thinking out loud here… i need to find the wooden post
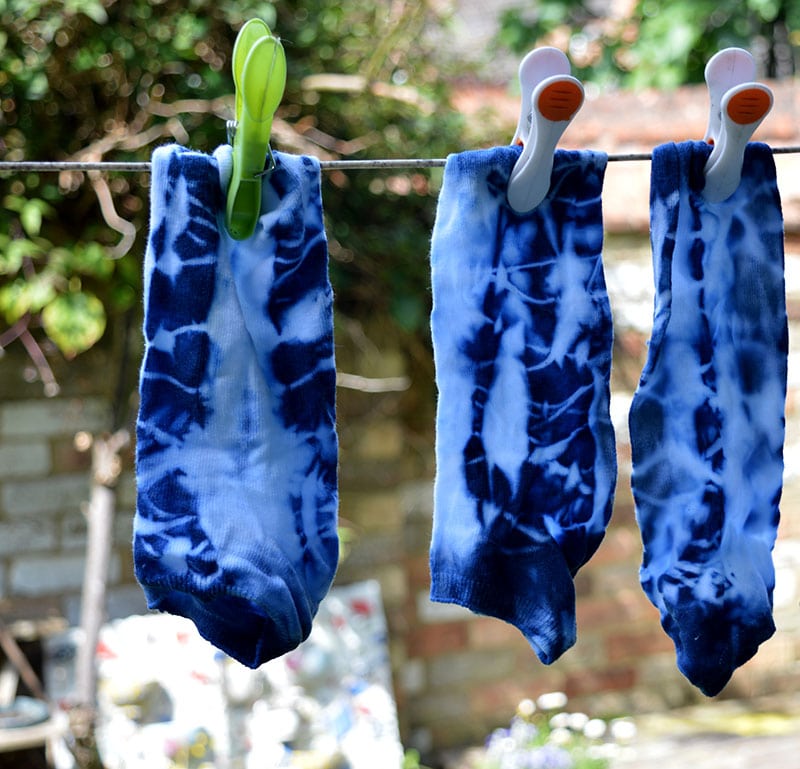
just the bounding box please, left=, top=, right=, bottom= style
left=65, top=429, right=130, bottom=769
left=73, top=429, right=129, bottom=707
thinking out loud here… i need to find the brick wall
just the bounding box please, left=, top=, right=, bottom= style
left=332, top=233, right=800, bottom=754
left=0, top=351, right=143, bottom=625
left=3, top=206, right=800, bottom=759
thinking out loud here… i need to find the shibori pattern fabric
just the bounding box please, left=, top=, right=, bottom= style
left=630, top=141, right=787, bottom=696
left=429, top=146, right=616, bottom=665
left=134, top=144, right=339, bottom=669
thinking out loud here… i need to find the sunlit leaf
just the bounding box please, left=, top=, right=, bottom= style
left=6, top=238, right=45, bottom=263
left=20, top=200, right=43, bottom=236
left=49, top=241, right=113, bottom=278
left=0, top=275, right=57, bottom=321
left=41, top=291, right=107, bottom=357
left=0, top=234, right=27, bottom=274
left=3, top=196, right=56, bottom=236
left=65, top=0, right=109, bottom=24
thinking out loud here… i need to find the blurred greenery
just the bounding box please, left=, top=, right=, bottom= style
left=7, top=0, right=794, bottom=393
left=497, top=0, right=798, bottom=89
left=0, top=0, right=466, bottom=388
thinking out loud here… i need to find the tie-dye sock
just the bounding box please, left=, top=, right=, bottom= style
left=429, top=146, right=616, bottom=664
left=630, top=141, right=787, bottom=696
left=134, top=144, right=338, bottom=668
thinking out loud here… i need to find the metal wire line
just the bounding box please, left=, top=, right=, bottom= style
left=0, top=146, right=799, bottom=174
left=1, top=146, right=799, bottom=174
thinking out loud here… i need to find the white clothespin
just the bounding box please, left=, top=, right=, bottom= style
left=511, top=47, right=572, bottom=146
left=508, top=49, right=584, bottom=214
left=703, top=47, right=756, bottom=144
left=702, top=47, right=773, bottom=203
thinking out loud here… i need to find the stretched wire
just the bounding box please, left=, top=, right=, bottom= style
left=1, top=146, right=799, bottom=174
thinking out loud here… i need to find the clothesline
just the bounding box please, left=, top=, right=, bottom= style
left=2, top=145, right=800, bottom=173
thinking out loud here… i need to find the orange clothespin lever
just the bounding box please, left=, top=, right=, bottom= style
left=225, top=19, right=287, bottom=240
left=703, top=47, right=773, bottom=203
left=507, top=48, right=584, bottom=214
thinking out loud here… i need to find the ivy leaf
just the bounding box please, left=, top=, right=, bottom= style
left=3, top=238, right=46, bottom=270
left=20, top=200, right=43, bottom=236
left=72, top=241, right=114, bottom=279
left=0, top=275, right=57, bottom=321
left=41, top=291, right=107, bottom=357
left=3, top=196, right=56, bottom=237
left=64, top=0, right=109, bottom=24
left=0, top=236, right=26, bottom=275
left=49, top=241, right=113, bottom=279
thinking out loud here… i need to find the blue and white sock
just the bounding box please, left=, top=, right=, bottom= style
left=429, top=146, right=616, bottom=664
left=134, top=144, right=339, bottom=668
left=630, top=141, right=787, bottom=695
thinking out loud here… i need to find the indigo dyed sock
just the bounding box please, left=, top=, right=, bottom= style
left=429, top=146, right=616, bottom=664
left=134, top=144, right=339, bottom=668
left=630, top=141, right=787, bottom=696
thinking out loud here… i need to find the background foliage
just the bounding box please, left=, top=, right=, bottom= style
left=497, top=0, right=798, bottom=89
left=2, top=0, right=796, bottom=395
left=0, top=0, right=464, bottom=395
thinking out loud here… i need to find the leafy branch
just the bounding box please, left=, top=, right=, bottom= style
left=2, top=0, right=468, bottom=395
left=496, top=0, right=798, bottom=89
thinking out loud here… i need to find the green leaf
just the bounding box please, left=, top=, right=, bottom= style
left=3, top=197, right=55, bottom=236
left=6, top=238, right=45, bottom=263
left=3, top=194, right=26, bottom=213
left=391, top=292, right=426, bottom=333
left=65, top=0, right=109, bottom=24
left=25, top=71, right=50, bottom=100
left=50, top=241, right=114, bottom=279
left=41, top=291, right=107, bottom=357
left=0, top=236, right=25, bottom=275
left=0, top=275, right=57, bottom=321
left=20, top=200, right=43, bottom=236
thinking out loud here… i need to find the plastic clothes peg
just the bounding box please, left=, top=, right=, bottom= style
left=703, top=82, right=773, bottom=203
left=701, top=47, right=772, bottom=203
left=703, top=47, right=756, bottom=144
left=225, top=20, right=287, bottom=240
left=512, top=47, right=572, bottom=146
left=231, top=18, right=272, bottom=130
left=507, top=73, right=584, bottom=214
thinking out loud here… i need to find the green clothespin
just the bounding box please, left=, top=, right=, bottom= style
left=225, top=19, right=287, bottom=240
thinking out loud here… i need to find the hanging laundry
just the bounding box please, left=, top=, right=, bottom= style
left=629, top=141, right=787, bottom=696
left=428, top=146, right=616, bottom=664
left=134, top=143, right=339, bottom=669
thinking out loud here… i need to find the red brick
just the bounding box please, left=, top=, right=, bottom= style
left=49, top=437, right=91, bottom=474
left=576, top=590, right=658, bottom=631
left=406, top=554, right=431, bottom=589
left=575, top=597, right=618, bottom=628
left=565, top=666, right=637, bottom=697
left=407, top=622, right=469, bottom=658
left=609, top=500, right=638, bottom=526
left=574, top=570, right=594, bottom=597
left=468, top=616, right=530, bottom=651
left=469, top=674, right=564, bottom=719
left=605, top=630, right=674, bottom=663
left=589, top=527, right=641, bottom=566
left=468, top=679, right=520, bottom=716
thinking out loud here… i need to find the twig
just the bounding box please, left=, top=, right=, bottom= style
left=0, top=618, right=49, bottom=703
left=87, top=171, right=137, bottom=258
left=19, top=326, right=60, bottom=397
left=336, top=371, right=411, bottom=392
left=0, top=315, right=30, bottom=349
